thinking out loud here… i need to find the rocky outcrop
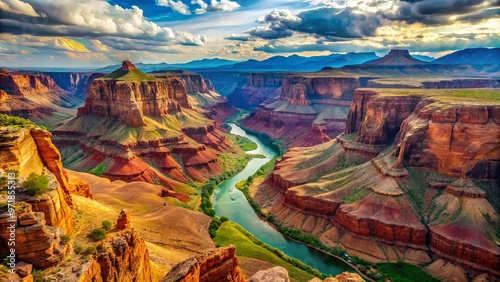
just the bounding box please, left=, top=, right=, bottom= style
left=0, top=72, right=62, bottom=97
left=161, top=245, right=245, bottom=282
left=78, top=76, right=191, bottom=127
left=394, top=100, right=500, bottom=179
left=117, top=209, right=130, bottom=229
left=241, top=75, right=356, bottom=148
left=78, top=229, right=155, bottom=282
left=249, top=266, right=290, bottom=282
left=0, top=203, right=69, bottom=268
left=308, top=272, right=365, bottom=282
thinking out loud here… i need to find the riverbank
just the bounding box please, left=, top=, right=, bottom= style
left=212, top=123, right=356, bottom=277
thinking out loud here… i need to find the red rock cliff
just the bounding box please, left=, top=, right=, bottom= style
left=0, top=72, right=62, bottom=97
left=161, top=245, right=245, bottom=282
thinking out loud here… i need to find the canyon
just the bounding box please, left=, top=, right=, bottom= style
left=52, top=62, right=236, bottom=193
left=249, top=87, right=500, bottom=280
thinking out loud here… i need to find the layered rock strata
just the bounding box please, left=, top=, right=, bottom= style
left=252, top=88, right=500, bottom=276
left=241, top=75, right=357, bottom=148
left=229, top=73, right=285, bottom=109
left=161, top=245, right=245, bottom=282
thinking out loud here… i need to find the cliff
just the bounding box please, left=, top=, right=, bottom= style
left=364, top=50, right=426, bottom=65
left=78, top=229, right=155, bottom=282
left=229, top=73, right=285, bottom=109
left=161, top=245, right=245, bottom=282
left=0, top=71, right=62, bottom=97
left=251, top=88, right=500, bottom=277
left=241, top=75, right=356, bottom=148
left=55, top=62, right=231, bottom=186
left=45, top=72, right=105, bottom=98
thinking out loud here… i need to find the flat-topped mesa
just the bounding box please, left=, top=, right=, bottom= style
left=365, top=49, right=426, bottom=65
left=0, top=71, right=62, bottom=97
left=77, top=61, right=191, bottom=127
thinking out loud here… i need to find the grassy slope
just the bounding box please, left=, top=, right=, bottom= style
left=366, top=88, right=500, bottom=104
left=99, top=68, right=156, bottom=82
left=214, top=222, right=316, bottom=282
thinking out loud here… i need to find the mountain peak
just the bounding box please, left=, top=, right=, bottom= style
left=122, top=60, right=137, bottom=71
left=387, top=49, right=411, bottom=57
left=364, top=49, right=425, bottom=65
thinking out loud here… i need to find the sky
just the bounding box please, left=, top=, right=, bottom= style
left=0, top=0, right=499, bottom=68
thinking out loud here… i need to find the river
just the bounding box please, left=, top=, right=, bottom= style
left=212, top=123, right=354, bottom=276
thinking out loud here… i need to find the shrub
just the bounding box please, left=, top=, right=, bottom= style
left=22, top=173, right=49, bottom=196
left=102, top=220, right=112, bottom=230
left=91, top=228, right=107, bottom=241
left=74, top=241, right=83, bottom=254
left=220, top=216, right=229, bottom=223
left=32, top=269, right=44, bottom=282
left=84, top=246, right=97, bottom=255
left=61, top=234, right=71, bottom=244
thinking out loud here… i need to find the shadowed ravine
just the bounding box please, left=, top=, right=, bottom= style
left=212, top=123, right=354, bottom=276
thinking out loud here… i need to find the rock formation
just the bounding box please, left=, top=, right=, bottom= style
left=364, top=50, right=426, bottom=65
left=45, top=72, right=105, bottom=99
left=0, top=71, right=62, bottom=97
left=54, top=62, right=232, bottom=185
left=117, top=209, right=131, bottom=229
left=241, top=75, right=357, bottom=148
left=251, top=88, right=500, bottom=277
left=229, top=73, right=285, bottom=109
left=161, top=245, right=245, bottom=282
left=78, top=229, right=155, bottom=282
left=249, top=266, right=290, bottom=282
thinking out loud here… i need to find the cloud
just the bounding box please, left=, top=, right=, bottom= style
left=247, top=8, right=382, bottom=40
left=225, top=33, right=253, bottom=41
left=0, top=0, right=206, bottom=47
left=386, top=0, right=499, bottom=25
left=156, top=0, right=191, bottom=15
left=191, top=0, right=240, bottom=15
left=0, top=0, right=38, bottom=16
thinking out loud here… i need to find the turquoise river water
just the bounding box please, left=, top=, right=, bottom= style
left=212, top=123, right=354, bottom=276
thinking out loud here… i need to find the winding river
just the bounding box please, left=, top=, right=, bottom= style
left=213, top=123, right=354, bottom=276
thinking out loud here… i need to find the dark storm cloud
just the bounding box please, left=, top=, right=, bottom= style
left=389, top=0, right=499, bottom=25
left=246, top=7, right=382, bottom=41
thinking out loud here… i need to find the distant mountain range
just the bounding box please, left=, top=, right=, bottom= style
left=432, top=48, right=500, bottom=65
left=2, top=48, right=497, bottom=73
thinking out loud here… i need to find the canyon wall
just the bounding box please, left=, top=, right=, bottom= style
left=161, top=245, right=245, bottom=282
left=45, top=72, right=105, bottom=98
left=229, top=73, right=285, bottom=109
left=252, top=88, right=500, bottom=277
left=0, top=72, right=62, bottom=97
left=241, top=75, right=357, bottom=148
left=78, top=77, right=191, bottom=127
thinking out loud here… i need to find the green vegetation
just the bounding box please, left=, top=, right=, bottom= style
left=89, top=163, right=107, bottom=177
left=342, top=186, right=367, bottom=204
left=232, top=135, right=258, bottom=151
left=200, top=155, right=252, bottom=217
left=100, top=68, right=156, bottom=82
left=102, top=220, right=112, bottom=231
left=84, top=245, right=97, bottom=256
left=368, top=88, right=500, bottom=103
left=248, top=153, right=266, bottom=159
left=22, top=173, right=50, bottom=196
left=214, top=221, right=319, bottom=281
left=208, top=216, right=223, bottom=238
left=0, top=113, right=46, bottom=130
left=32, top=269, right=44, bottom=282
left=61, top=234, right=71, bottom=244
left=90, top=228, right=107, bottom=241
left=376, top=261, right=439, bottom=282
left=74, top=241, right=84, bottom=254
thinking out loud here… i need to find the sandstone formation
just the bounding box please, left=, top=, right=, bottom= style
left=249, top=266, right=290, bottom=282
left=241, top=75, right=356, bottom=148
left=78, top=229, right=155, bottom=282
left=0, top=203, right=69, bottom=268
left=251, top=88, right=500, bottom=277
left=161, top=245, right=245, bottom=282
left=54, top=62, right=232, bottom=185
left=308, top=272, right=364, bottom=282
left=117, top=209, right=131, bottom=229
left=0, top=71, right=62, bottom=97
